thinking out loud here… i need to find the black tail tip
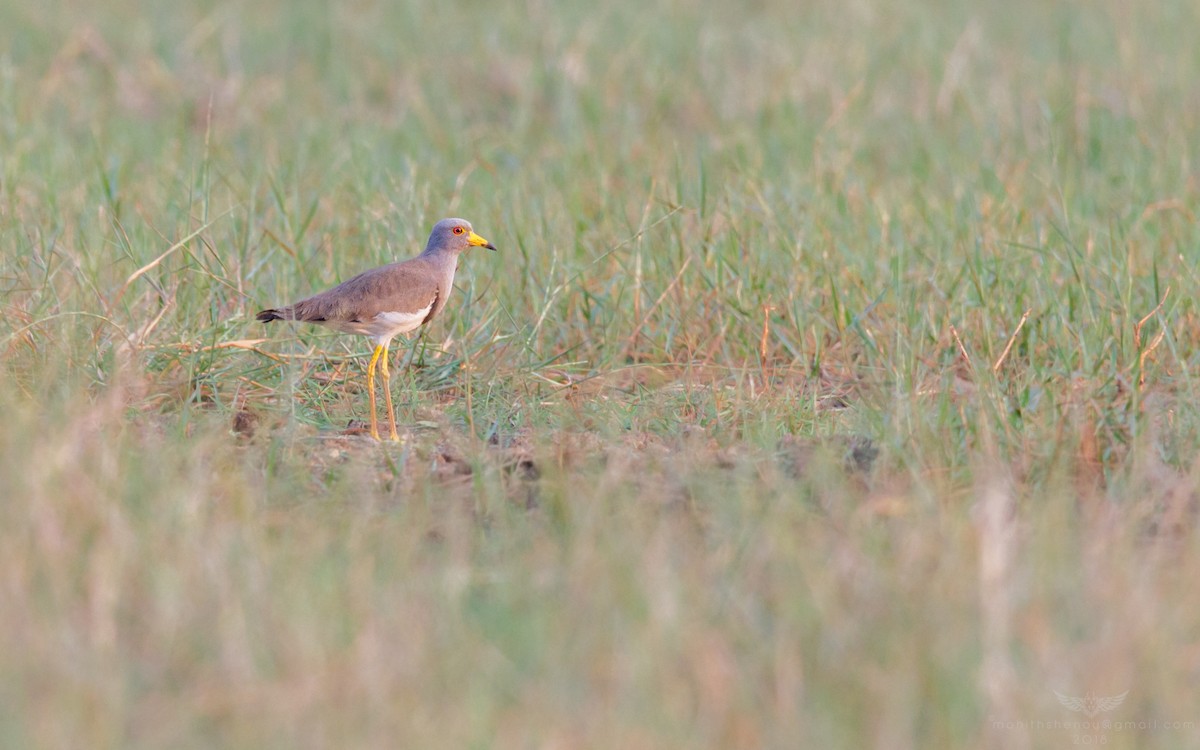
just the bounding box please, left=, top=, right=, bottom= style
left=256, top=309, right=282, bottom=323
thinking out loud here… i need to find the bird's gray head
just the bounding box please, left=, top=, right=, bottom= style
left=424, top=217, right=497, bottom=255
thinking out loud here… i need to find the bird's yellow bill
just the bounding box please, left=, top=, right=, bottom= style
left=467, top=231, right=497, bottom=251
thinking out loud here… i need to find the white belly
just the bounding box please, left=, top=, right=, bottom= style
left=329, top=303, right=433, bottom=345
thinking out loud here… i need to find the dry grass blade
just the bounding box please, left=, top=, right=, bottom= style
left=112, top=209, right=234, bottom=307
left=1133, top=287, right=1170, bottom=350
left=949, top=322, right=976, bottom=375
left=1134, top=287, right=1170, bottom=388
left=760, top=302, right=775, bottom=362
left=623, top=255, right=693, bottom=355
left=991, top=308, right=1030, bottom=373
left=976, top=472, right=1027, bottom=750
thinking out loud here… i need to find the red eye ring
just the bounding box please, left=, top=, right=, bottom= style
left=453, top=226, right=465, bottom=235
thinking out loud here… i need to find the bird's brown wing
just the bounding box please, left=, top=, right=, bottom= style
left=281, top=257, right=442, bottom=325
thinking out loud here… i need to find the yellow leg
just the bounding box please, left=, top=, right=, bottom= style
left=365, top=344, right=385, bottom=440
left=379, top=344, right=400, bottom=441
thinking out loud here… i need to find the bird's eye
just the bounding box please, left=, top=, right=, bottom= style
left=452, top=226, right=465, bottom=235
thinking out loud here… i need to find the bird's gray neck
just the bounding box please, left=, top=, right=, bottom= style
left=420, top=245, right=458, bottom=265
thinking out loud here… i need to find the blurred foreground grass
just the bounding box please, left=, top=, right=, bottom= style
left=3, top=0, right=1200, bottom=747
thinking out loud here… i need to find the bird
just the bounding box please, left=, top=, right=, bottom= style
left=257, top=217, right=496, bottom=441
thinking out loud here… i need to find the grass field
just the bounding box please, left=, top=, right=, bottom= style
left=3, top=0, right=1200, bottom=747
